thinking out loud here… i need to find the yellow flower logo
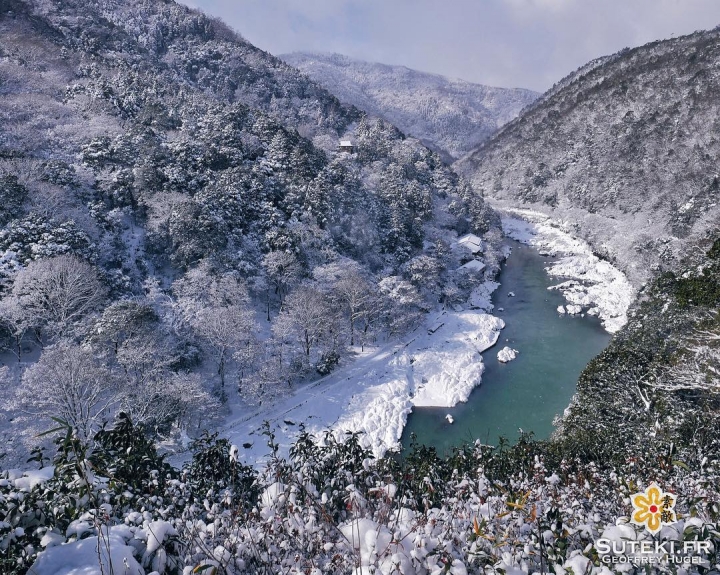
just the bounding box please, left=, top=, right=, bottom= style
left=630, top=483, right=677, bottom=534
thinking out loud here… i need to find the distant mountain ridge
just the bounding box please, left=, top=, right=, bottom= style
left=282, top=52, right=539, bottom=161
left=456, top=29, right=720, bottom=286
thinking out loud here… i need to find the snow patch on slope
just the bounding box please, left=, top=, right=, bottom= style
left=501, top=210, right=635, bottom=333
left=29, top=527, right=144, bottom=575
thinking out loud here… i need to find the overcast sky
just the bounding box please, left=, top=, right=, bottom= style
left=183, top=0, right=720, bottom=92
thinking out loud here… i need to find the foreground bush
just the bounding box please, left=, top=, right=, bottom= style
left=1, top=417, right=719, bottom=574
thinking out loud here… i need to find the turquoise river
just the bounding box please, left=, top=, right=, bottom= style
left=401, top=239, right=611, bottom=453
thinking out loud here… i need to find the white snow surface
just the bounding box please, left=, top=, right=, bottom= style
left=6, top=466, right=54, bottom=491
left=501, top=211, right=635, bottom=333
left=221, top=310, right=503, bottom=463
left=468, top=280, right=499, bottom=311
left=143, top=520, right=177, bottom=554
left=497, top=346, right=518, bottom=363
left=29, top=526, right=144, bottom=575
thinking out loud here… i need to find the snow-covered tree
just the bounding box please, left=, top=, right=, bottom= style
left=273, top=284, right=341, bottom=368
left=0, top=174, right=28, bottom=225
left=193, top=305, right=257, bottom=391
left=173, top=268, right=258, bottom=391
left=15, top=342, right=118, bottom=440
left=9, top=255, right=106, bottom=339
left=378, top=276, right=426, bottom=336
left=0, top=296, right=34, bottom=361
left=90, top=299, right=159, bottom=356
left=402, top=254, right=444, bottom=293
left=313, top=260, right=379, bottom=348
left=262, top=250, right=303, bottom=312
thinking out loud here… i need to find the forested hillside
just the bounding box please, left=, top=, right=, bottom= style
left=0, top=0, right=499, bottom=459
left=457, top=28, right=720, bottom=286
left=456, top=28, right=720, bottom=489
left=283, top=52, right=538, bottom=161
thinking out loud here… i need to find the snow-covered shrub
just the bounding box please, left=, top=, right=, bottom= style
left=4, top=411, right=720, bottom=575
left=315, top=350, right=340, bottom=375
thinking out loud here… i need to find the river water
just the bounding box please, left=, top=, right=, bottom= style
left=400, top=240, right=611, bottom=453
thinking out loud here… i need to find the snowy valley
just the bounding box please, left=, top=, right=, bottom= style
left=1, top=1, right=720, bottom=574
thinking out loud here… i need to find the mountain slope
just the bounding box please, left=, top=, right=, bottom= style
left=456, top=28, right=720, bottom=467
left=0, top=0, right=502, bottom=463
left=282, top=52, right=538, bottom=161
left=457, top=29, right=720, bottom=286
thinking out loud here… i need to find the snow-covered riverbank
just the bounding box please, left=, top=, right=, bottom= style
left=222, top=310, right=504, bottom=464
left=219, top=211, right=634, bottom=465
left=501, top=210, right=635, bottom=333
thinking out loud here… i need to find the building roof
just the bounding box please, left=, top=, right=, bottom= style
left=460, top=259, right=486, bottom=272
left=339, top=140, right=353, bottom=147
left=457, top=233, right=483, bottom=254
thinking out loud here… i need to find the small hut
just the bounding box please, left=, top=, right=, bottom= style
left=460, top=259, right=486, bottom=273
left=338, top=140, right=354, bottom=153
left=457, top=233, right=483, bottom=255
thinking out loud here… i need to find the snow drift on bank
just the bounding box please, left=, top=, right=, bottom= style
left=222, top=310, right=504, bottom=463
left=501, top=211, right=635, bottom=333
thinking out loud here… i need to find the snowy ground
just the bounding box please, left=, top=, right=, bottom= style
left=221, top=309, right=504, bottom=464
left=501, top=210, right=635, bottom=333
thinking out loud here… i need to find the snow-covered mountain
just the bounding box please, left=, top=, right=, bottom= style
left=0, top=0, right=502, bottom=465
left=456, top=28, right=720, bottom=475
left=282, top=52, right=539, bottom=161
left=456, top=29, right=720, bottom=286
left=2, top=3, right=720, bottom=574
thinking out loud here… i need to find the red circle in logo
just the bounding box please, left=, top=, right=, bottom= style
left=649, top=505, right=658, bottom=513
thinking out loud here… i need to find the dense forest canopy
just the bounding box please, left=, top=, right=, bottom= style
left=0, top=0, right=500, bottom=455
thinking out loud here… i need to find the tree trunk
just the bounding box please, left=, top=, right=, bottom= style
left=218, top=350, right=226, bottom=388
left=349, top=314, right=354, bottom=346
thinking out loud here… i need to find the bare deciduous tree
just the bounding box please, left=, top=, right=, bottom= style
left=334, top=270, right=376, bottom=348
left=273, top=285, right=340, bottom=361
left=110, top=333, right=217, bottom=433
left=11, top=254, right=106, bottom=339
left=174, top=269, right=258, bottom=393
left=15, top=342, right=118, bottom=440
left=118, top=369, right=218, bottom=433
left=193, top=305, right=257, bottom=390
left=173, top=264, right=250, bottom=308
